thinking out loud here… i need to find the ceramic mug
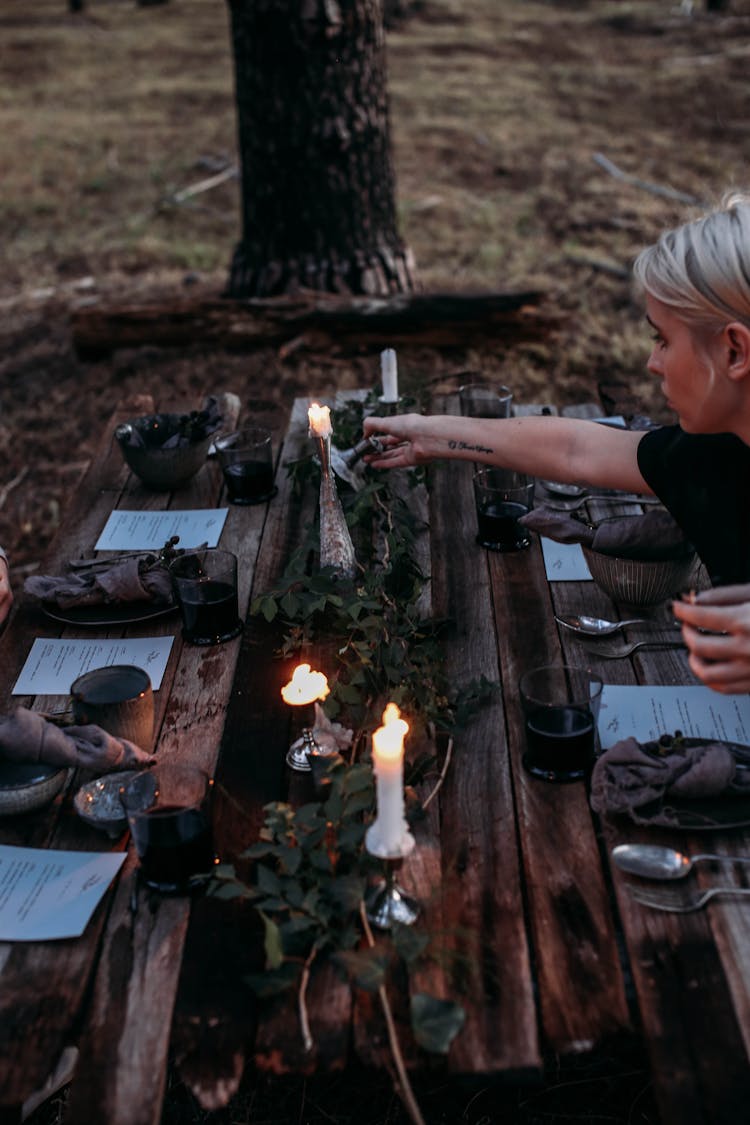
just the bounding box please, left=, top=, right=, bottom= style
left=71, top=664, right=154, bottom=751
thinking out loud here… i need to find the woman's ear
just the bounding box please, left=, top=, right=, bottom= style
left=724, top=322, right=750, bottom=381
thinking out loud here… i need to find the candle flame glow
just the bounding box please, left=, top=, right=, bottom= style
left=372, top=702, right=409, bottom=762
left=281, top=663, right=330, bottom=706
left=308, top=402, right=332, bottom=438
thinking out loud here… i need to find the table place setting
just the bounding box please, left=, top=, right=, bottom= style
left=591, top=684, right=750, bottom=829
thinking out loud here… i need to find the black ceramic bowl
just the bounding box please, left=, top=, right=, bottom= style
left=115, top=413, right=213, bottom=491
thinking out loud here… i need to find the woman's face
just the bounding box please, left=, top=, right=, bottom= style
left=645, top=295, right=731, bottom=434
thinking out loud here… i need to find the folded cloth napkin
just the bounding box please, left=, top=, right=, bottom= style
left=120, top=395, right=224, bottom=450
left=590, top=735, right=750, bottom=826
left=24, top=554, right=173, bottom=610
left=0, top=708, right=155, bottom=772
left=520, top=507, right=691, bottom=561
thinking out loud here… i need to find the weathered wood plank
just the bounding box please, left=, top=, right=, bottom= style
left=428, top=395, right=540, bottom=1075
left=63, top=396, right=253, bottom=1125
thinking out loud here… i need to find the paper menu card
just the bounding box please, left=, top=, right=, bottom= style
left=541, top=538, right=593, bottom=582
left=12, top=637, right=173, bottom=696
left=0, top=845, right=125, bottom=941
left=597, top=685, right=750, bottom=751
left=94, top=509, right=228, bottom=552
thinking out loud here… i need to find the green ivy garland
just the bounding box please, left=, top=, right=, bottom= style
left=212, top=393, right=496, bottom=1111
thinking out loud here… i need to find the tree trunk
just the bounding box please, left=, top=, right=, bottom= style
left=225, top=0, right=417, bottom=298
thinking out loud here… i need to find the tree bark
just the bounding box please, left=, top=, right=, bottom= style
left=225, top=0, right=417, bottom=299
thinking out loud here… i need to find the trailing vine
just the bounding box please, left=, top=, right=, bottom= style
left=212, top=393, right=496, bottom=1122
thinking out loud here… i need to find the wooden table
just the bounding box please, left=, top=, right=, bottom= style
left=2, top=392, right=750, bottom=1125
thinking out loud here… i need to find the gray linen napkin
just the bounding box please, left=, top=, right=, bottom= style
left=0, top=708, right=156, bottom=771
left=24, top=555, right=173, bottom=610
left=520, top=507, right=690, bottom=561
left=590, top=736, right=750, bottom=827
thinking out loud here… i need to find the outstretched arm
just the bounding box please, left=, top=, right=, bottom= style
left=363, top=413, right=650, bottom=494
left=673, top=585, right=750, bottom=694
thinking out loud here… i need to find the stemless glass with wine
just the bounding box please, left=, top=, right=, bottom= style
left=519, top=664, right=603, bottom=782
left=122, top=763, right=215, bottom=893
left=473, top=467, right=534, bottom=552
left=169, top=548, right=243, bottom=645
left=214, top=425, right=277, bottom=505
left=459, top=381, right=513, bottom=418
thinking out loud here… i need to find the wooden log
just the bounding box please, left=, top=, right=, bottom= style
left=70, top=291, right=559, bottom=359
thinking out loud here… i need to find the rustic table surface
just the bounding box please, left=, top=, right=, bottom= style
left=1, top=391, right=750, bottom=1125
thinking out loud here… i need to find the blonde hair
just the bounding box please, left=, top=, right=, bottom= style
left=633, top=192, right=750, bottom=332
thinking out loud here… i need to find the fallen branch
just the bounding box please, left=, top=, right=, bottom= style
left=165, top=165, right=238, bottom=207
left=592, top=152, right=703, bottom=206
left=71, top=290, right=559, bottom=360
left=0, top=467, right=29, bottom=512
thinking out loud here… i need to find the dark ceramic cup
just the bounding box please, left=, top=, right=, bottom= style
left=71, top=664, right=154, bottom=750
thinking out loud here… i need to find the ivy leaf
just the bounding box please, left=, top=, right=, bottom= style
left=337, top=821, right=368, bottom=851
left=323, top=875, right=366, bottom=914
left=410, top=994, right=465, bottom=1054
left=244, top=962, right=299, bottom=997
left=333, top=948, right=389, bottom=992
left=209, top=879, right=259, bottom=901
left=259, top=910, right=285, bottom=970
left=280, top=591, right=301, bottom=618
left=277, top=845, right=302, bottom=876
left=392, top=923, right=430, bottom=965
left=256, top=864, right=282, bottom=895
left=343, top=791, right=374, bottom=818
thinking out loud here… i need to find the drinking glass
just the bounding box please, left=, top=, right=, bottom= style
left=459, top=382, right=513, bottom=418
left=214, top=426, right=276, bottom=505
left=473, top=468, right=534, bottom=551
left=122, top=763, right=215, bottom=893
left=169, top=548, right=242, bottom=645
left=519, top=665, right=603, bottom=782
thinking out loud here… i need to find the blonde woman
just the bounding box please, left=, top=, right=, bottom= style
left=364, top=193, right=750, bottom=687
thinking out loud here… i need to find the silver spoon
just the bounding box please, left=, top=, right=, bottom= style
left=555, top=613, right=677, bottom=637
left=539, top=480, right=590, bottom=498
left=612, top=843, right=750, bottom=881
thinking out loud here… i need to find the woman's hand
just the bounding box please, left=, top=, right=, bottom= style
left=673, top=584, right=750, bottom=693
left=362, top=414, right=432, bottom=469
left=0, top=557, right=13, bottom=628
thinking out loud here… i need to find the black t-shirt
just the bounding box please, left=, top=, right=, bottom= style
left=637, top=425, right=750, bottom=586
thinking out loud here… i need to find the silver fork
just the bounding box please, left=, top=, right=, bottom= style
left=629, top=885, right=750, bottom=913
left=581, top=638, right=686, bottom=659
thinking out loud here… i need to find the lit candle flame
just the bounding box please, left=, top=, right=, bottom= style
left=308, top=402, right=332, bottom=438
left=372, top=702, right=409, bottom=762
left=281, top=663, right=330, bottom=706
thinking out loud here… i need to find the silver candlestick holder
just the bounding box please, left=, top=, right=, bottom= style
left=285, top=702, right=340, bottom=773
left=364, top=830, right=419, bottom=930
left=377, top=397, right=404, bottom=417
left=286, top=716, right=321, bottom=772
left=312, top=431, right=358, bottom=579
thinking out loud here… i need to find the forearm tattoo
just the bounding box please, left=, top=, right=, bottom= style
left=447, top=440, right=494, bottom=453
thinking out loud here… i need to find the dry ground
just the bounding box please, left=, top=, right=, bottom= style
left=4, top=0, right=750, bottom=587
left=5, top=0, right=750, bottom=1121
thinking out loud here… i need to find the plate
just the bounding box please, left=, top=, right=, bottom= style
left=42, top=601, right=178, bottom=627
left=628, top=739, right=750, bottom=830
